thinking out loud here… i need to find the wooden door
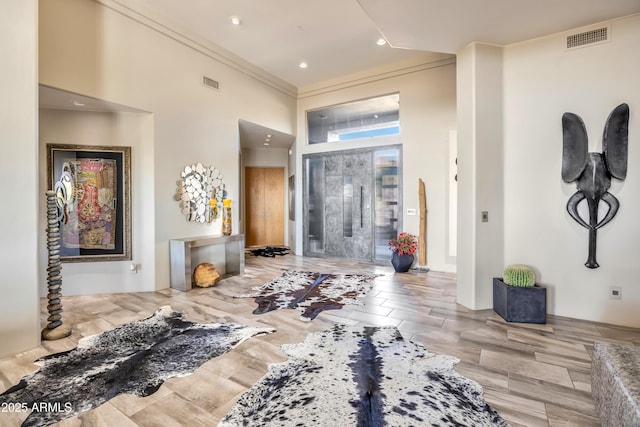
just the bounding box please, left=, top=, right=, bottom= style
left=246, top=167, right=265, bottom=245
left=245, top=167, right=284, bottom=246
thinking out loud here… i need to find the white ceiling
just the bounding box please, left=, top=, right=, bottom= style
left=42, top=0, right=640, bottom=149
left=39, top=85, right=146, bottom=113
left=239, top=119, right=296, bottom=150
left=360, top=0, right=640, bottom=54
left=126, top=0, right=640, bottom=89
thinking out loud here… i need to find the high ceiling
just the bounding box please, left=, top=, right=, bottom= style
left=43, top=0, right=640, bottom=149
left=124, top=0, right=640, bottom=89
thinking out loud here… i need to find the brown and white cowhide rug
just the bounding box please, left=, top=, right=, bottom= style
left=235, top=270, right=381, bottom=321
left=0, top=306, right=274, bottom=427
left=219, top=324, right=509, bottom=427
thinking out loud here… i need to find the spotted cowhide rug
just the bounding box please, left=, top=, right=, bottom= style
left=0, top=306, right=274, bottom=427
left=219, top=324, right=509, bottom=427
left=235, top=270, right=381, bottom=321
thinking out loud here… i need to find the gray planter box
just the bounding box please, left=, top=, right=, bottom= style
left=493, top=278, right=547, bottom=324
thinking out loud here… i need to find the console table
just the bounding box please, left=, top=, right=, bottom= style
left=169, top=234, right=245, bottom=291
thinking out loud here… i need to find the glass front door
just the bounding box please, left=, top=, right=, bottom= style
left=303, top=146, right=401, bottom=261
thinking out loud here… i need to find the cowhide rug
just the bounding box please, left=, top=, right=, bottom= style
left=248, top=246, right=290, bottom=257
left=235, top=270, right=381, bottom=321
left=0, top=306, right=274, bottom=427
left=219, top=324, right=509, bottom=427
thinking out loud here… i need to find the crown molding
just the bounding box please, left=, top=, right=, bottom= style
left=95, top=0, right=299, bottom=98
left=297, top=56, right=456, bottom=99
left=93, top=0, right=456, bottom=101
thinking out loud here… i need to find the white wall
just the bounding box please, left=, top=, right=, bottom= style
left=242, top=147, right=289, bottom=168
left=0, top=0, right=39, bottom=358
left=456, top=43, right=505, bottom=309
left=295, top=60, right=458, bottom=272
left=39, top=0, right=297, bottom=289
left=38, top=109, right=156, bottom=295
left=503, top=15, right=640, bottom=327
left=32, top=1, right=639, bottom=336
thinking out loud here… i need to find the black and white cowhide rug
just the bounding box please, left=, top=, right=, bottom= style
left=219, top=324, right=509, bottom=427
left=235, top=270, right=381, bottom=321
left=0, top=306, right=274, bottom=427
left=248, top=246, right=290, bottom=257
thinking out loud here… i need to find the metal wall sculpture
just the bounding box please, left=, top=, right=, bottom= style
left=562, top=103, right=629, bottom=268
left=174, top=163, right=225, bottom=223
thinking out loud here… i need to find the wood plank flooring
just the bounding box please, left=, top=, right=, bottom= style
left=1, top=254, right=639, bottom=426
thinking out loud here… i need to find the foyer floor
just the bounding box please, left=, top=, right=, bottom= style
left=1, top=254, right=639, bottom=426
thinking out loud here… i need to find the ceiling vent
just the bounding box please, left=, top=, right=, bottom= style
left=566, top=26, right=609, bottom=50
left=202, top=75, right=220, bottom=90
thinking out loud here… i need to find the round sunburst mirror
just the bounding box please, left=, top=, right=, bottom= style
left=174, top=163, right=225, bottom=223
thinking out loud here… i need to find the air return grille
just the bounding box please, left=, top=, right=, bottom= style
left=202, top=75, right=220, bottom=90
left=566, top=27, right=608, bottom=49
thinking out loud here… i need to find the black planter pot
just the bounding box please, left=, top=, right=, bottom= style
left=391, top=253, right=414, bottom=272
left=493, top=278, right=547, bottom=324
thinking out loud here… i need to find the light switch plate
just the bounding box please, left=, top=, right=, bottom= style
left=609, top=286, right=622, bottom=300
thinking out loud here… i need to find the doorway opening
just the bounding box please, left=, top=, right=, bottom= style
left=239, top=120, right=295, bottom=248
left=245, top=167, right=285, bottom=246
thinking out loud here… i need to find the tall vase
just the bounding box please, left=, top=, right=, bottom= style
left=391, top=252, right=414, bottom=273
left=222, top=199, right=232, bottom=236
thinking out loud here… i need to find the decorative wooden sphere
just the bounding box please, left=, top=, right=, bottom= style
left=193, top=263, right=221, bottom=287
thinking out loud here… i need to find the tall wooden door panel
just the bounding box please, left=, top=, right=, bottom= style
left=263, top=168, right=285, bottom=244
left=246, top=167, right=284, bottom=246
left=246, top=167, right=266, bottom=245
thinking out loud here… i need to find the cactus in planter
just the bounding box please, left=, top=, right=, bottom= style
left=503, top=264, right=535, bottom=287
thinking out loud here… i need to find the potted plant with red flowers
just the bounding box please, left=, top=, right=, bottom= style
left=388, top=232, right=417, bottom=272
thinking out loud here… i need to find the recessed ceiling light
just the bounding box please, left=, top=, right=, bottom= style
left=298, top=62, right=308, bottom=69
left=72, top=100, right=85, bottom=107
left=263, top=142, right=270, bottom=146
left=376, top=38, right=387, bottom=46
left=230, top=16, right=241, bottom=26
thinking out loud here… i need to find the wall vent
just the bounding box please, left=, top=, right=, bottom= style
left=566, top=26, right=609, bottom=49
left=202, top=75, right=220, bottom=90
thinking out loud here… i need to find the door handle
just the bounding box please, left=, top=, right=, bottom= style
left=257, top=213, right=264, bottom=216
left=360, top=185, right=363, bottom=228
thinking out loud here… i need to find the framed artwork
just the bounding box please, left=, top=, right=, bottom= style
left=47, top=144, right=131, bottom=262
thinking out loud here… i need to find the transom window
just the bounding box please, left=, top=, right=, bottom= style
left=307, top=93, right=400, bottom=144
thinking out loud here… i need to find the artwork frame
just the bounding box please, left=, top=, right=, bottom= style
left=47, top=144, right=132, bottom=262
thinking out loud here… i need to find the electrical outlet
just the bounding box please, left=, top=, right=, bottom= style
left=609, top=286, right=622, bottom=300
left=481, top=211, right=489, bottom=222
